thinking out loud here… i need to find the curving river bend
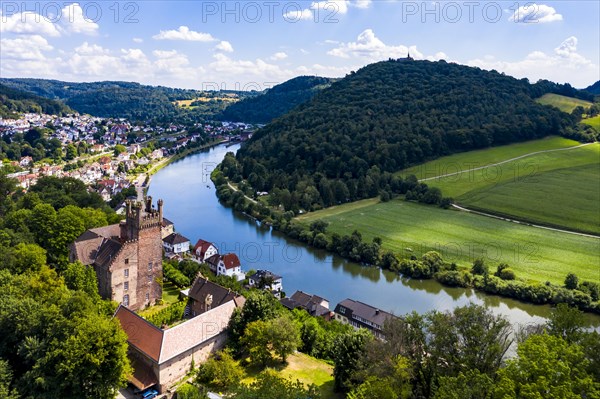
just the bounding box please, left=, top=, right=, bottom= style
left=148, top=143, right=600, bottom=329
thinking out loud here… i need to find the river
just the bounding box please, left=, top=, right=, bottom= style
left=148, top=143, right=600, bottom=329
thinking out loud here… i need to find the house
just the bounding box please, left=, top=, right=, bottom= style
left=333, top=299, right=396, bottom=339
left=280, top=290, right=331, bottom=319
left=114, top=297, right=241, bottom=393
left=69, top=197, right=164, bottom=311
left=206, top=253, right=245, bottom=281
left=163, top=233, right=191, bottom=255
left=161, top=218, right=175, bottom=239
left=185, top=275, right=245, bottom=317
left=193, top=239, right=218, bottom=262
left=248, top=270, right=283, bottom=297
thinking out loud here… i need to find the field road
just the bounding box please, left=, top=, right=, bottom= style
left=420, top=143, right=594, bottom=182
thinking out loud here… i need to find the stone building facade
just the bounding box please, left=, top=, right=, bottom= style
left=70, top=197, right=164, bottom=310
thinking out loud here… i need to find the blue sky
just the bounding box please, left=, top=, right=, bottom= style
left=1, top=1, right=598, bottom=90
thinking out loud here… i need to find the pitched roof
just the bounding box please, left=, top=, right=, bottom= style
left=163, top=232, right=190, bottom=245
left=162, top=217, right=174, bottom=227
left=114, top=305, right=163, bottom=362
left=281, top=290, right=330, bottom=317
left=249, top=269, right=281, bottom=281
left=221, top=253, right=241, bottom=270
left=194, top=239, right=216, bottom=255
left=89, top=224, right=121, bottom=239
left=335, top=299, right=395, bottom=329
left=205, top=254, right=220, bottom=266
left=94, top=238, right=123, bottom=270
left=188, top=276, right=241, bottom=308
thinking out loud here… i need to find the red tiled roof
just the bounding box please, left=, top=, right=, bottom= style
left=194, top=239, right=216, bottom=256
left=114, top=305, right=163, bottom=362
left=222, top=253, right=240, bottom=270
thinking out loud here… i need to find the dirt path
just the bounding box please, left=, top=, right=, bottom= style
left=451, top=204, right=599, bottom=239
left=227, top=181, right=258, bottom=204
left=420, top=143, right=594, bottom=182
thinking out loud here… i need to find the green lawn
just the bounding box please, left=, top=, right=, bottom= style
left=583, top=115, right=600, bottom=131
left=138, top=281, right=182, bottom=318
left=400, top=136, right=581, bottom=181
left=297, top=199, right=600, bottom=285
left=411, top=142, right=600, bottom=234
left=242, top=353, right=340, bottom=399
left=536, top=93, right=593, bottom=113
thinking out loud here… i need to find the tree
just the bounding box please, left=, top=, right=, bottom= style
left=63, top=261, right=100, bottom=301
left=232, top=369, right=321, bottom=399
left=546, top=304, right=585, bottom=343
left=564, top=273, right=579, bottom=290
left=471, top=258, right=488, bottom=276
left=176, top=383, right=208, bottom=399
left=434, top=370, right=494, bottom=399
left=113, top=144, right=127, bottom=156
left=269, top=314, right=301, bottom=363
left=493, top=334, right=600, bottom=399
left=242, top=320, right=272, bottom=366
left=332, top=329, right=373, bottom=392
left=10, top=242, right=46, bottom=274
left=65, top=143, right=78, bottom=160
left=196, top=350, right=243, bottom=390
left=0, top=359, right=18, bottom=399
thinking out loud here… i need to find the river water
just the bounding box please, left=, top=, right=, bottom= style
left=148, top=143, right=600, bottom=329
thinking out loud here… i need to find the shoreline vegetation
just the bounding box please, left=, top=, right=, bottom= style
left=210, top=153, right=600, bottom=315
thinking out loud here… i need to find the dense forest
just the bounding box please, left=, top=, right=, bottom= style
left=585, top=80, right=600, bottom=96
left=0, top=78, right=253, bottom=123
left=217, top=76, right=334, bottom=124
left=0, top=84, right=72, bottom=118
left=228, top=60, right=589, bottom=211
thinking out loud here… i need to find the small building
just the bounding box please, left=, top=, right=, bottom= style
left=161, top=218, right=175, bottom=239
left=333, top=299, right=396, bottom=339
left=193, top=239, right=218, bottom=262
left=114, top=297, right=241, bottom=393
left=280, top=290, right=331, bottom=319
left=186, top=275, right=245, bottom=317
left=163, top=233, right=191, bottom=255
left=206, top=253, right=245, bottom=281
left=248, top=270, right=283, bottom=297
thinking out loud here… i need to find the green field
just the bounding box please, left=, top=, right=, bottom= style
left=400, top=136, right=581, bottom=180
left=400, top=137, right=600, bottom=234
left=536, top=93, right=593, bottom=113
left=583, top=115, right=600, bottom=131
left=297, top=199, right=600, bottom=285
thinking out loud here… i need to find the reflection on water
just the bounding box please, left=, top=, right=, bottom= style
left=148, top=143, right=600, bottom=329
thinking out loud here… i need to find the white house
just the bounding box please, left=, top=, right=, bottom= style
left=193, top=239, right=219, bottom=262
left=206, top=254, right=244, bottom=281
left=248, top=270, right=283, bottom=296
left=163, top=233, right=191, bottom=255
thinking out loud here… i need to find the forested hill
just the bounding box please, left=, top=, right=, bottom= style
left=217, top=76, right=334, bottom=124
left=0, top=84, right=72, bottom=118
left=0, top=78, right=250, bottom=123
left=231, top=60, right=581, bottom=208
left=585, top=81, right=600, bottom=95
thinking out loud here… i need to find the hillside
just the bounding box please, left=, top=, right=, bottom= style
left=584, top=81, right=600, bottom=95
left=0, top=83, right=72, bottom=118
left=217, top=76, right=334, bottom=124
left=231, top=59, right=578, bottom=210
left=0, top=78, right=251, bottom=123
left=536, top=93, right=593, bottom=113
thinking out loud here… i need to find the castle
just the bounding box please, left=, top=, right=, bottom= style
left=70, top=197, right=164, bottom=310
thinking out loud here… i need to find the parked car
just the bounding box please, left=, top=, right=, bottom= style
left=141, top=388, right=158, bottom=399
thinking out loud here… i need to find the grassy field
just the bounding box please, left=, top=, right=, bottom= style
left=138, top=281, right=181, bottom=318
left=583, top=115, right=600, bottom=131
left=536, top=93, right=593, bottom=113
left=399, top=137, right=600, bottom=234
left=400, top=136, right=581, bottom=180
left=242, top=353, right=340, bottom=399
left=297, top=199, right=600, bottom=285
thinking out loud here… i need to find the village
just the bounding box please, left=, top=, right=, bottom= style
left=68, top=195, right=397, bottom=398
left=0, top=112, right=255, bottom=197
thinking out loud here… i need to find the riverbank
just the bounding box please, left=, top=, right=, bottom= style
left=211, top=166, right=600, bottom=315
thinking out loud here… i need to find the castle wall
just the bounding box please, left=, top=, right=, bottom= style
left=109, top=243, right=139, bottom=309
left=136, top=222, right=163, bottom=309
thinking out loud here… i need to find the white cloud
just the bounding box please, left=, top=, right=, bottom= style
left=153, top=26, right=216, bottom=42
left=215, top=41, right=234, bottom=53
left=0, top=35, right=53, bottom=60
left=0, top=11, right=61, bottom=36
left=468, top=36, right=597, bottom=87
left=270, top=52, right=288, bottom=61
left=133, top=37, right=144, bottom=43
left=283, top=8, right=314, bottom=21
left=60, top=3, right=99, bottom=35
left=352, top=0, right=372, bottom=9
left=509, top=4, right=562, bottom=23
left=328, top=29, right=419, bottom=60
left=74, top=42, right=109, bottom=55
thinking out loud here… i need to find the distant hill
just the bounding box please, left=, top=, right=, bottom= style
left=584, top=81, right=600, bottom=95
left=217, top=76, right=335, bottom=124
left=229, top=59, right=581, bottom=210
left=0, top=83, right=72, bottom=118
left=0, top=78, right=251, bottom=123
